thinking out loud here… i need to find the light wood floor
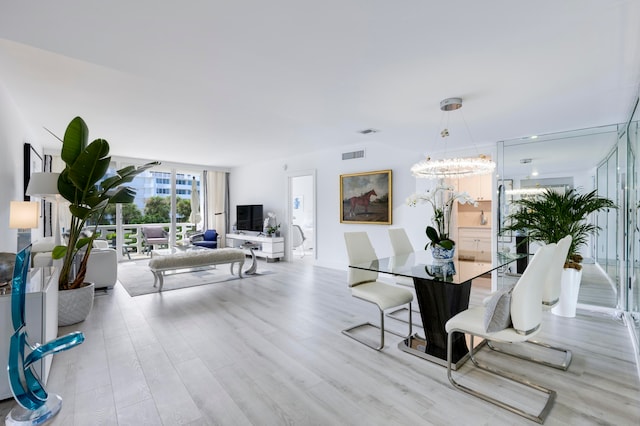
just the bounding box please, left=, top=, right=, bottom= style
left=1, top=259, right=639, bottom=425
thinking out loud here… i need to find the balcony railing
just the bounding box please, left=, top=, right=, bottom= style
left=92, top=223, right=197, bottom=260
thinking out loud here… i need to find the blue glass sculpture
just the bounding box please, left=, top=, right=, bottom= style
left=6, top=245, right=85, bottom=426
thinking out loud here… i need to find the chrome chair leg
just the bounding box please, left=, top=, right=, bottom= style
left=342, top=303, right=412, bottom=351
left=485, top=340, right=572, bottom=370
left=447, top=331, right=556, bottom=424
left=385, top=305, right=423, bottom=328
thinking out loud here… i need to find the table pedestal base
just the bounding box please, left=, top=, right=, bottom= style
left=398, top=334, right=486, bottom=370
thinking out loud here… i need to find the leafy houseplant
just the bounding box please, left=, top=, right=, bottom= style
left=265, top=211, right=280, bottom=236
left=407, top=185, right=477, bottom=250
left=266, top=224, right=280, bottom=236
left=50, top=117, right=159, bottom=290
left=502, top=188, right=616, bottom=270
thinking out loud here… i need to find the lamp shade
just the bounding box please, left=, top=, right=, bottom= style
left=9, top=201, right=39, bottom=229
left=26, top=172, right=60, bottom=198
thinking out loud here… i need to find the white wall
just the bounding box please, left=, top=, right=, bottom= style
left=291, top=175, right=313, bottom=228
left=231, top=140, right=495, bottom=270
left=0, top=81, right=38, bottom=253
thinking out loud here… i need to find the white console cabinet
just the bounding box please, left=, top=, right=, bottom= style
left=226, top=234, right=285, bottom=261
left=0, top=267, right=58, bottom=400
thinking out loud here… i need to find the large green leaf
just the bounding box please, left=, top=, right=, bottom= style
left=107, top=187, right=137, bottom=204
left=67, top=139, right=110, bottom=192
left=69, top=205, right=92, bottom=220
left=61, top=116, right=89, bottom=166
left=439, top=239, right=454, bottom=250
left=100, top=162, right=160, bottom=191
left=425, top=226, right=440, bottom=243
left=57, top=169, right=79, bottom=204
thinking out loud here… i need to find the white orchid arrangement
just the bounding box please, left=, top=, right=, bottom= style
left=407, top=185, right=477, bottom=249
left=265, top=212, right=280, bottom=235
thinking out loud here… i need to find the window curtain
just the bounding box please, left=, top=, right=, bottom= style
left=203, top=171, right=229, bottom=247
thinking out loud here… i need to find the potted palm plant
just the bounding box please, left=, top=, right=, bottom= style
left=50, top=116, right=159, bottom=325
left=502, top=188, right=616, bottom=316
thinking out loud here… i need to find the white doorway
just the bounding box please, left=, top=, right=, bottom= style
left=288, top=171, right=315, bottom=261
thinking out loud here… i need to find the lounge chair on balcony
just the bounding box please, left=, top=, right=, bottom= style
left=142, top=226, right=169, bottom=253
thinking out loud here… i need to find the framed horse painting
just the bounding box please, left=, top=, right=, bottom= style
left=340, top=169, right=392, bottom=224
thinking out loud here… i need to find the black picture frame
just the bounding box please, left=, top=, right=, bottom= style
left=23, top=142, right=43, bottom=201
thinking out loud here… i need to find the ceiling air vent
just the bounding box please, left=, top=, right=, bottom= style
left=358, top=128, right=379, bottom=135
left=342, top=149, right=365, bottom=160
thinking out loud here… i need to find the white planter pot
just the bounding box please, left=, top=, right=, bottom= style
left=58, top=282, right=95, bottom=326
left=551, top=268, right=583, bottom=318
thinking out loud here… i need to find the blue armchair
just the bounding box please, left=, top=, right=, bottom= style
left=190, top=229, right=219, bottom=249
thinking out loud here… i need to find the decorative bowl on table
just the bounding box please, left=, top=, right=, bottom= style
left=0, top=252, right=16, bottom=287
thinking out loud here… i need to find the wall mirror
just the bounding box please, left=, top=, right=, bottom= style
left=497, top=124, right=621, bottom=310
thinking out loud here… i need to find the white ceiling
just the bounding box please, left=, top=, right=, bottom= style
left=0, top=1, right=639, bottom=168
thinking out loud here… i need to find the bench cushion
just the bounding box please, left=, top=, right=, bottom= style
left=149, top=248, right=244, bottom=270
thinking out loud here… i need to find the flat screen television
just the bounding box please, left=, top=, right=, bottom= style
left=236, top=204, right=263, bottom=232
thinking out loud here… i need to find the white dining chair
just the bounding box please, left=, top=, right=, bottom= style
left=388, top=227, right=415, bottom=287
left=445, top=243, right=557, bottom=424
left=486, top=235, right=573, bottom=370
left=386, top=228, right=423, bottom=327
left=343, top=232, right=414, bottom=351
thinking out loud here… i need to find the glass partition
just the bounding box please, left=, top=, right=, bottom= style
left=594, top=145, right=620, bottom=308
left=498, top=124, right=620, bottom=310
left=627, top=109, right=639, bottom=348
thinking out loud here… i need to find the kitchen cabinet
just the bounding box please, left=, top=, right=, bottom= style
left=457, top=227, right=491, bottom=262
left=453, top=174, right=492, bottom=201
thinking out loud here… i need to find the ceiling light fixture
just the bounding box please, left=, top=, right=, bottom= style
left=411, top=98, right=496, bottom=179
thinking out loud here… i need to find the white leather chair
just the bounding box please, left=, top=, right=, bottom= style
left=387, top=228, right=415, bottom=287
left=343, top=232, right=414, bottom=350
left=32, top=238, right=117, bottom=290
left=386, top=228, right=423, bottom=326
left=486, top=235, right=573, bottom=370
left=31, top=237, right=56, bottom=268
left=83, top=248, right=117, bottom=290
left=445, top=243, right=557, bottom=424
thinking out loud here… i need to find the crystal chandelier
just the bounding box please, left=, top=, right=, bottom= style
left=411, top=98, right=496, bottom=179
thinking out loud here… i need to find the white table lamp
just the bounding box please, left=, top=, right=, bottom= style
left=9, top=201, right=39, bottom=251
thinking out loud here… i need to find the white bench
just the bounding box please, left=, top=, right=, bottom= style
left=148, top=248, right=245, bottom=291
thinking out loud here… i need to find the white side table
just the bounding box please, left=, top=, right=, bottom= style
left=240, top=243, right=259, bottom=274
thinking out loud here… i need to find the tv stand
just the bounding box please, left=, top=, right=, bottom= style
left=226, top=234, right=284, bottom=261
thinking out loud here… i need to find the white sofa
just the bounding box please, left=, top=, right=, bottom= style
left=31, top=238, right=117, bottom=290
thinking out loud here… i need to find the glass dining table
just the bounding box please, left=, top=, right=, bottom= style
left=349, top=250, right=524, bottom=369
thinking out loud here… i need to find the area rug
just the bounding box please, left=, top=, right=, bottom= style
left=117, top=259, right=273, bottom=297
